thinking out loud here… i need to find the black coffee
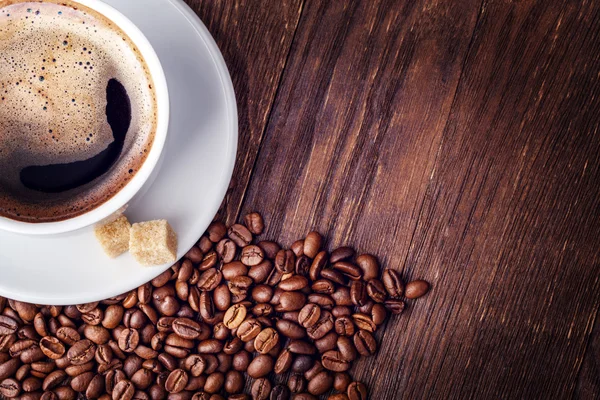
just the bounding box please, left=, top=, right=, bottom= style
left=0, top=0, right=157, bottom=222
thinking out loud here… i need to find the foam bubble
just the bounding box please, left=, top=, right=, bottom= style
left=0, top=0, right=157, bottom=222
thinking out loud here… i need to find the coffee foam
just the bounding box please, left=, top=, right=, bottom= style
left=0, top=0, right=156, bottom=222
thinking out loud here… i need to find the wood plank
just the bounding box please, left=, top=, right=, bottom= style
left=575, top=310, right=600, bottom=399
left=398, top=0, right=600, bottom=398
left=183, top=0, right=304, bottom=224
left=237, top=0, right=481, bottom=394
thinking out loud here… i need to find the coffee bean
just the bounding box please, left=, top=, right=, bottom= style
left=308, top=371, right=333, bottom=395
left=39, top=337, right=65, bottom=359
left=165, top=369, right=188, bottom=394
left=332, top=262, right=362, bottom=281
left=355, top=254, right=379, bottom=281
left=244, top=212, right=264, bottom=235
left=228, top=276, right=253, bottom=295
left=273, top=348, right=293, bottom=374
left=84, top=325, right=111, bottom=345
left=334, top=316, right=355, bottom=336
left=295, top=256, right=311, bottom=277
left=333, top=372, right=352, bottom=392
left=198, top=235, right=213, bottom=254
left=237, top=319, right=261, bottom=342
left=381, top=269, right=404, bottom=299
left=303, top=232, right=321, bottom=258
left=347, top=382, right=367, bottom=400
left=184, top=245, right=204, bottom=264
left=311, top=280, right=335, bottom=295
left=320, top=269, right=347, bottom=286
left=213, top=284, right=231, bottom=311
left=276, top=319, right=305, bottom=339
left=42, top=370, right=66, bottom=391
left=287, top=340, right=316, bottom=355
left=251, top=377, right=271, bottom=400
left=248, top=260, right=274, bottom=284
left=0, top=378, right=21, bottom=398
left=191, top=393, right=209, bottom=400
left=405, top=280, right=430, bottom=299
left=291, top=355, right=314, bottom=373
left=197, top=269, right=222, bottom=292
left=223, top=337, right=243, bottom=355
left=199, top=251, right=218, bottom=271
left=321, top=351, right=351, bottom=372
left=298, top=304, right=321, bottom=328
left=33, top=313, right=48, bottom=337
left=118, top=329, right=139, bottom=353
left=56, top=327, right=80, bottom=346
left=250, top=285, right=272, bottom=304
left=314, top=331, right=338, bottom=353
left=21, top=346, right=44, bottom=363
left=330, top=247, right=355, bottom=264
left=270, top=384, right=291, bottom=400
left=113, top=380, right=135, bottom=400
left=54, top=386, right=77, bottom=400
left=102, top=306, right=125, bottom=330
left=175, top=281, right=189, bottom=302
left=353, top=330, right=377, bottom=356
left=228, top=224, right=252, bottom=247
left=279, top=276, right=309, bottom=292
left=202, top=371, right=223, bottom=394
left=277, top=292, right=306, bottom=312
left=197, top=339, right=223, bottom=354
left=350, top=281, right=367, bottom=307
left=328, top=394, right=349, bottom=400
left=185, top=376, right=206, bottom=392
left=76, top=302, right=99, bottom=314
left=70, top=371, right=94, bottom=392
left=307, top=312, right=334, bottom=340
left=170, top=318, right=201, bottom=341
left=0, top=316, right=19, bottom=336
left=87, top=374, right=106, bottom=398
left=351, top=313, right=376, bottom=333
left=255, top=242, right=279, bottom=261
left=288, top=374, right=306, bottom=393
left=105, top=369, right=126, bottom=394
left=371, top=303, right=387, bottom=325
left=336, top=336, right=357, bottom=362
left=9, top=339, right=36, bottom=357
left=266, top=269, right=284, bottom=286
left=142, top=359, right=162, bottom=374
left=253, top=327, right=278, bottom=354
left=216, top=239, right=237, bottom=264
left=0, top=334, right=16, bottom=352
left=366, top=279, right=387, bottom=303
left=124, top=354, right=144, bottom=379
left=332, top=306, right=351, bottom=318
left=207, top=222, right=227, bottom=243
left=357, top=300, right=374, bottom=315
left=212, top=323, right=230, bottom=341
left=240, top=245, right=264, bottom=267
left=275, top=250, right=295, bottom=274
left=223, top=370, right=243, bottom=393
left=247, top=354, right=273, bottom=378
left=151, top=270, right=172, bottom=288
left=67, top=339, right=96, bottom=365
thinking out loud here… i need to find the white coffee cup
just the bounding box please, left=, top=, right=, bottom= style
left=0, top=0, right=169, bottom=236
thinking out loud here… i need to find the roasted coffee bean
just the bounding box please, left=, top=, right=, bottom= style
left=334, top=316, right=355, bottom=337
left=76, top=302, right=99, bottom=314
left=303, top=362, right=323, bottom=382
left=95, top=343, right=114, bottom=365
left=0, top=316, right=19, bottom=336
left=298, top=304, right=321, bottom=328
left=228, top=276, right=253, bottom=295
left=113, top=379, right=135, bottom=400
left=223, top=304, right=247, bottom=330
left=330, top=247, right=355, bottom=264
left=67, top=339, right=96, bottom=365
left=70, top=371, right=94, bottom=392
left=86, top=374, right=106, bottom=398
left=212, top=323, right=230, bottom=341
left=197, top=339, right=223, bottom=354
left=332, top=306, right=352, bottom=318
left=199, top=251, right=218, bottom=271
left=279, top=276, right=309, bottom=291
left=221, top=262, right=247, bottom=281
left=357, top=300, right=374, bottom=315
left=142, top=359, right=162, bottom=374
left=405, top=280, right=430, bottom=299
left=321, top=351, right=351, bottom=372
left=236, top=319, right=261, bottom=342
left=222, top=370, right=242, bottom=394
left=384, top=299, right=405, bottom=314
left=15, top=364, right=31, bottom=382
left=182, top=355, right=205, bottom=377
left=275, top=250, right=295, bottom=274
left=307, top=312, right=334, bottom=340
left=151, top=270, right=172, bottom=288
left=240, top=245, right=264, bottom=267
left=381, top=269, right=404, bottom=299
left=252, top=303, right=274, bottom=317
left=175, top=281, right=189, bottom=302
left=42, top=370, right=66, bottom=391
left=52, top=386, right=76, bottom=400
left=276, top=319, right=305, bottom=339
left=277, top=292, right=306, bottom=312
left=158, top=353, right=178, bottom=372
left=332, top=287, right=352, bottom=307
left=248, top=261, right=274, bottom=284
left=118, top=329, right=139, bottom=353
left=350, top=281, right=368, bottom=307
left=336, top=336, right=357, bottom=362
left=123, top=355, right=144, bottom=378
left=288, top=374, right=306, bottom=393
left=355, top=254, right=379, bottom=281
left=172, top=318, right=202, bottom=341
left=254, top=328, right=279, bottom=354
left=216, top=239, right=237, bottom=264
left=9, top=339, right=36, bottom=357
left=251, top=377, right=271, bottom=400
left=165, top=369, right=188, bottom=394
left=197, top=269, right=222, bottom=292
left=291, top=240, right=304, bottom=258
left=65, top=361, right=93, bottom=377
left=311, top=280, right=335, bottom=295
left=191, top=393, right=210, bottom=400
left=333, top=372, right=352, bottom=392
left=20, top=346, right=44, bottom=364
left=257, top=241, right=280, bottom=260
left=244, top=212, right=264, bottom=235
left=102, top=306, right=125, bottom=330
left=84, top=325, right=111, bottom=345
left=332, top=262, right=362, bottom=281
left=56, top=327, right=80, bottom=346
left=295, top=256, right=311, bottom=277
left=105, top=369, right=126, bottom=394
left=308, top=371, right=333, bottom=396
left=0, top=378, right=21, bottom=398
left=207, top=222, right=227, bottom=243
left=19, top=324, right=41, bottom=340
left=210, top=285, right=229, bottom=312
left=247, top=354, right=273, bottom=378
left=291, top=355, right=314, bottom=373
left=31, top=360, right=55, bottom=374
left=303, top=232, right=322, bottom=259
left=288, top=340, right=316, bottom=355
left=270, top=384, right=291, bottom=400
left=366, top=279, right=387, bottom=303
left=134, top=346, right=158, bottom=360
left=328, top=394, right=349, bottom=400
left=33, top=313, right=48, bottom=337
left=320, top=269, right=346, bottom=286
left=131, top=368, right=153, bottom=390
left=371, top=303, right=387, bottom=325
left=352, top=314, right=376, bottom=333
left=198, top=235, right=214, bottom=253
left=39, top=337, right=65, bottom=359
left=82, top=308, right=104, bottom=326
left=223, top=337, right=243, bottom=355
left=347, top=382, right=367, bottom=400
left=184, top=376, right=206, bottom=392
left=184, top=245, right=204, bottom=264
left=309, top=252, right=327, bottom=282
left=0, top=334, right=16, bottom=352
left=266, top=269, right=284, bottom=286
left=314, top=331, right=338, bottom=353
left=228, top=224, right=252, bottom=247
left=353, top=330, right=377, bottom=356
left=0, top=358, right=19, bottom=382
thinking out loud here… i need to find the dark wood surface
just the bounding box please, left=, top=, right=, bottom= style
left=186, top=0, right=600, bottom=399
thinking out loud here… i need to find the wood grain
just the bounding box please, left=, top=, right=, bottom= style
left=183, top=0, right=304, bottom=225
left=237, top=0, right=600, bottom=399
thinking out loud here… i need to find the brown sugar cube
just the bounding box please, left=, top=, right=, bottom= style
left=129, top=220, right=178, bottom=266
left=94, top=215, right=131, bottom=258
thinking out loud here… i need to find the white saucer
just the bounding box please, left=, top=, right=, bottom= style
left=0, top=0, right=238, bottom=305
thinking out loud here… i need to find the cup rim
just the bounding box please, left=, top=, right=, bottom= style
left=0, top=0, right=170, bottom=235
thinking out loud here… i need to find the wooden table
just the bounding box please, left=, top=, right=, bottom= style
left=185, top=0, right=600, bottom=399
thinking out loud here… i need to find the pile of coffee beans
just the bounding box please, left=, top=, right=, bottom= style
left=0, top=213, right=430, bottom=400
